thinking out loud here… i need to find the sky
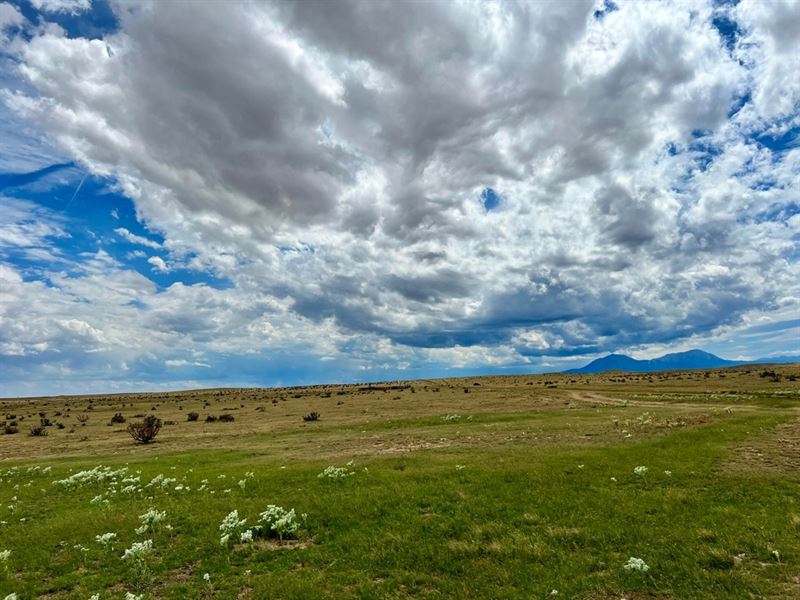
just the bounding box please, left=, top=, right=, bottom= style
left=0, top=0, right=798, bottom=397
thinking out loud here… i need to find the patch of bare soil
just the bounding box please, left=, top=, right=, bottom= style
left=234, top=537, right=314, bottom=552
left=724, top=417, right=800, bottom=475
left=582, top=593, right=675, bottom=600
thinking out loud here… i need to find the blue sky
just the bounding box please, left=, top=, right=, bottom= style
left=0, top=0, right=798, bottom=396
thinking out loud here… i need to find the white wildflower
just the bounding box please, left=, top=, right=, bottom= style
left=318, top=466, right=355, bottom=479
left=89, top=595, right=100, bottom=600
left=633, top=466, right=648, bottom=476
left=259, top=505, right=300, bottom=540
left=137, top=508, right=166, bottom=533
left=203, top=572, right=211, bottom=582
left=122, top=539, right=153, bottom=561
left=54, top=466, right=128, bottom=489
left=219, top=510, right=247, bottom=546
left=623, top=556, right=650, bottom=572
left=664, top=470, right=672, bottom=477
left=95, top=532, right=117, bottom=546
left=240, top=529, right=254, bottom=543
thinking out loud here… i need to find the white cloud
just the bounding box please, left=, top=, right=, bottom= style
left=146, top=255, right=167, bottom=272
left=114, top=227, right=161, bottom=249
left=165, top=359, right=210, bottom=368
left=0, top=2, right=24, bottom=37
left=0, top=0, right=798, bottom=391
left=29, top=0, right=91, bottom=15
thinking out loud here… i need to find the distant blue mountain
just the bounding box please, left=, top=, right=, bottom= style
left=564, top=349, right=800, bottom=374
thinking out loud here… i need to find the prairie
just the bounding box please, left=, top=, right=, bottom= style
left=1, top=364, right=799, bottom=599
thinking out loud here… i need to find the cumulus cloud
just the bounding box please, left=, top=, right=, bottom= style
left=29, top=0, right=91, bottom=15
left=146, top=255, right=168, bottom=272
left=0, top=2, right=24, bottom=33
left=0, top=0, right=798, bottom=391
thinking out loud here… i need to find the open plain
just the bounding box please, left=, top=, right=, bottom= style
left=2, top=364, right=800, bottom=599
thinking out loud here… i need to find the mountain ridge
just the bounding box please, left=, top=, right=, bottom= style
left=564, top=349, right=800, bottom=374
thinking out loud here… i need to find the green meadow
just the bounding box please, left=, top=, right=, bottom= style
left=2, top=365, right=799, bottom=599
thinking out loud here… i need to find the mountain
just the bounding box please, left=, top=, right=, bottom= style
left=564, top=349, right=741, bottom=374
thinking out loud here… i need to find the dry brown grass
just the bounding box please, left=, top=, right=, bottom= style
left=1, top=364, right=798, bottom=463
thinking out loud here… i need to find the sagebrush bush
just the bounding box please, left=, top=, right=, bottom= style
left=110, top=412, right=126, bottom=424
left=303, top=411, right=320, bottom=422
left=127, top=415, right=162, bottom=444
left=187, top=412, right=199, bottom=422
left=3, top=425, right=18, bottom=435
left=29, top=425, right=48, bottom=437
left=218, top=414, right=235, bottom=422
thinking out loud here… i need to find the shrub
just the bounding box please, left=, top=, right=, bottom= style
left=218, top=414, right=235, bottom=422
left=110, top=412, right=126, bottom=424
left=76, top=415, right=89, bottom=425
left=29, top=425, right=48, bottom=437
left=205, top=415, right=218, bottom=423
left=40, top=417, right=52, bottom=427
left=187, top=412, right=199, bottom=422
left=127, top=415, right=162, bottom=444
left=4, top=425, right=18, bottom=435
left=303, top=411, right=320, bottom=422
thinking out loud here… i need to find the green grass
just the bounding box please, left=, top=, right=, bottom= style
left=2, top=408, right=799, bottom=599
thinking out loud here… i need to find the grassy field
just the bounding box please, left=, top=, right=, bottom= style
left=1, top=364, right=800, bottom=599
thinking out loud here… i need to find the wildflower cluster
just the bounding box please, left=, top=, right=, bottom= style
left=633, top=465, right=648, bottom=476
left=136, top=508, right=167, bottom=535
left=217, top=504, right=305, bottom=548
left=219, top=510, right=247, bottom=546
left=318, top=465, right=355, bottom=479
left=95, top=532, right=118, bottom=547
left=441, top=414, right=461, bottom=422
left=258, top=505, right=301, bottom=541
left=121, top=539, right=153, bottom=561
left=146, top=474, right=178, bottom=490
left=623, top=556, right=650, bottom=572
left=53, top=466, right=129, bottom=489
